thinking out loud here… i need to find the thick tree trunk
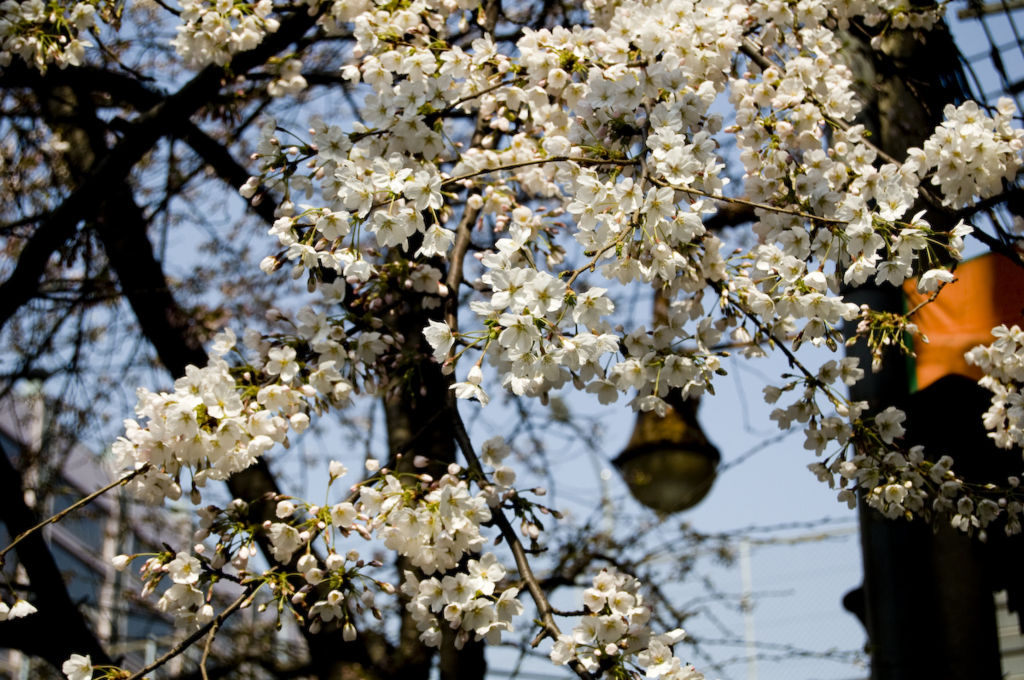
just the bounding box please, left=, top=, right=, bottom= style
left=382, top=255, right=488, bottom=680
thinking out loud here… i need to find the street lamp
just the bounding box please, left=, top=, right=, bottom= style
left=612, top=395, right=720, bottom=514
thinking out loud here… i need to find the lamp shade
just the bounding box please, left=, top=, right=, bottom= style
left=612, top=397, right=720, bottom=514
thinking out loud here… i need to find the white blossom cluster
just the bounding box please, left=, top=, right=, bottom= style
left=968, top=324, right=1024, bottom=450
left=108, top=499, right=262, bottom=629
left=170, top=0, right=280, bottom=69
left=402, top=553, right=523, bottom=649
left=763, top=353, right=1022, bottom=539
left=0, top=0, right=95, bottom=71
left=110, top=307, right=394, bottom=504
left=238, top=0, right=994, bottom=439
left=218, top=0, right=1024, bottom=554
left=549, top=568, right=703, bottom=679
left=392, top=436, right=524, bottom=648
left=264, top=446, right=525, bottom=645
left=830, top=435, right=1016, bottom=538
left=913, top=99, right=1024, bottom=209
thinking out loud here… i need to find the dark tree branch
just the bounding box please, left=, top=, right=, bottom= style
left=0, top=9, right=319, bottom=335
left=178, top=122, right=279, bottom=225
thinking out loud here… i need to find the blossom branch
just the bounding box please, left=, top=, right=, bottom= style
left=448, top=392, right=596, bottom=680
left=441, top=156, right=639, bottom=188
left=124, top=583, right=259, bottom=680
left=650, top=177, right=846, bottom=225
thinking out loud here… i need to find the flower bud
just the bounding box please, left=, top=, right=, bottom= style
left=197, top=604, right=215, bottom=625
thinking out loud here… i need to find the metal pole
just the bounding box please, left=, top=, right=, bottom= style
left=739, top=539, right=757, bottom=680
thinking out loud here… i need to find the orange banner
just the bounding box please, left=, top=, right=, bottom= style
left=903, top=253, right=1024, bottom=391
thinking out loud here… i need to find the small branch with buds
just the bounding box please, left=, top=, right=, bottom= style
left=448, top=391, right=596, bottom=680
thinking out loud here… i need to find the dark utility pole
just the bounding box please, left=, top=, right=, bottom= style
left=841, top=17, right=1008, bottom=679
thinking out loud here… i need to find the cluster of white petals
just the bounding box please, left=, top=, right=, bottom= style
left=111, top=314, right=381, bottom=504
left=0, top=0, right=95, bottom=70
left=914, top=99, right=1024, bottom=209
left=969, top=325, right=1024, bottom=450
left=550, top=568, right=703, bottom=679
left=170, top=0, right=280, bottom=68
left=402, top=553, right=522, bottom=649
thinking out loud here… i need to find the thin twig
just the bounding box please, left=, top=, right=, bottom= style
left=649, top=177, right=845, bottom=225
left=904, top=275, right=955, bottom=318
left=734, top=300, right=816, bottom=380
left=563, top=229, right=631, bottom=288
left=199, top=609, right=224, bottom=680
left=0, top=463, right=151, bottom=567
left=125, top=584, right=257, bottom=680
left=441, top=156, right=638, bottom=188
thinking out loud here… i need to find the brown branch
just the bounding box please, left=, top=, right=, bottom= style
left=199, top=610, right=223, bottom=680
left=442, top=156, right=637, bottom=188
left=649, top=177, right=844, bottom=225
left=443, top=199, right=479, bottom=336
left=447, top=391, right=595, bottom=680
left=703, top=201, right=756, bottom=231
left=563, top=229, right=631, bottom=288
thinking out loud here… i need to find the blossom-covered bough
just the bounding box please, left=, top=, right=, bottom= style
left=3, top=0, right=1024, bottom=675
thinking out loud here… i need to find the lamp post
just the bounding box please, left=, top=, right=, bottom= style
left=613, top=393, right=720, bottom=514
left=613, top=291, right=720, bottom=514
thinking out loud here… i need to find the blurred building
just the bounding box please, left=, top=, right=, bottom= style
left=0, top=386, right=180, bottom=679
